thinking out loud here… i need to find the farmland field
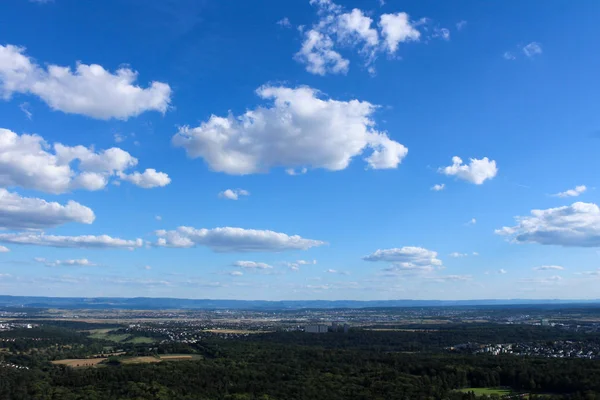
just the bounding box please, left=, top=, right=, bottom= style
left=457, top=388, right=513, bottom=396
left=51, top=358, right=106, bottom=368
left=87, top=329, right=154, bottom=343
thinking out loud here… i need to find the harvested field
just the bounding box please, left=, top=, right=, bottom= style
left=51, top=358, right=106, bottom=368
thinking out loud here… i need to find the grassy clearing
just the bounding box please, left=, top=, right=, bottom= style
left=87, top=329, right=154, bottom=344
left=51, top=358, right=106, bottom=368
left=458, top=388, right=513, bottom=397
left=120, top=354, right=202, bottom=364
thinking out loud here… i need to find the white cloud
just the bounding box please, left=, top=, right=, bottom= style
left=553, top=185, right=586, bottom=198
left=233, top=261, right=273, bottom=269
left=467, top=218, right=477, bottom=225
left=0, top=189, right=94, bottom=229
left=277, top=17, right=291, bottom=28
left=144, top=265, right=152, bottom=270
left=230, top=271, right=243, bottom=276
left=295, top=29, right=350, bottom=75
left=286, top=167, right=308, bottom=176
left=173, top=85, right=407, bottom=174
left=449, top=252, right=467, bottom=258
left=472, top=252, right=479, bottom=256
left=496, top=202, right=600, bottom=247
left=285, top=259, right=317, bottom=270
left=427, top=274, right=471, bottom=282
left=523, top=42, right=542, bottom=58
left=19, top=102, right=32, bottom=119
left=379, top=12, right=420, bottom=53
left=364, top=246, right=443, bottom=271
left=34, top=257, right=97, bottom=267
left=456, top=20, right=467, bottom=30
left=0, top=246, right=9, bottom=252
left=155, top=215, right=162, bottom=221
left=431, top=184, right=445, bottom=191
left=155, top=226, right=325, bottom=252
left=0, top=44, right=171, bottom=120
left=337, top=9, right=379, bottom=48
left=434, top=27, right=450, bottom=41
left=0, top=233, right=143, bottom=249
left=578, top=269, right=600, bottom=276
left=439, top=156, right=498, bottom=185
left=533, top=265, right=564, bottom=271
left=503, top=51, right=516, bottom=60
left=218, top=189, right=250, bottom=200
left=295, top=1, right=432, bottom=75
left=498, top=269, right=507, bottom=274
left=118, top=169, right=171, bottom=189
left=327, top=269, right=337, bottom=273
left=519, top=275, right=562, bottom=284
left=114, top=133, right=125, bottom=143
left=0, top=128, right=169, bottom=193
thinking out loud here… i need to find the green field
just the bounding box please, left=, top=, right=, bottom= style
left=88, top=329, right=154, bottom=344
left=458, top=388, right=513, bottom=397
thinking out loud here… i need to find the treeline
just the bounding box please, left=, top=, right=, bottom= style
left=244, top=325, right=598, bottom=353
left=2, top=336, right=600, bottom=399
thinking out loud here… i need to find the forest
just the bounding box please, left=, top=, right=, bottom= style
left=1, top=322, right=600, bottom=399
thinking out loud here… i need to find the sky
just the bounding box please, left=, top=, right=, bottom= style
left=0, top=0, right=599, bottom=300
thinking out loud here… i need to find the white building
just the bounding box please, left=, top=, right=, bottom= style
left=305, top=324, right=329, bottom=333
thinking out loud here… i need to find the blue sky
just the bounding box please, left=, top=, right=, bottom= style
left=0, top=0, right=599, bottom=300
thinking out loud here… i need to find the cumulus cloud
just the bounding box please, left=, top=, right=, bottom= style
left=0, top=128, right=169, bottom=193
left=219, top=189, right=250, bottom=200
left=285, top=259, right=317, bottom=270
left=523, top=42, right=542, bottom=58
left=0, top=44, right=171, bottom=119
left=0, top=246, right=9, bottom=252
left=439, top=156, right=498, bottom=184
left=379, top=12, right=420, bottom=53
left=230, top=271, right=243, bottom=276
left=498, top=269, right=507, bottom=274
left=503, top=51, right=516, bottom=61
left=0, top=233, right=143, bottom=249
left=533, top=265, right=564, bottom=271
left=449, top=252, right=467, bottom=258
left=456, top=20, right=467, bottom=30
left=0, top=189, right=94, bottom=229
left=431, top=184, right=445, bottom=191
left=294, top=0, right=431, bottom=75
left=34, top=257, right=97, bottom=267
left=553, top=185, right=586, bottom=198
left=466, top=218, right=477, bottom=225
left=233, top=261, right=273, bottom=269
left=277, top=17, right=292, bottom=28
left=173, top=85, right=407, bottom=174
left=118, top=169, right=171, bottom=188
left=496, top=202, right=600, bottom=247
left=364, top=246, right=443, bottom=272
left=295, top=29, right=349, bottom=75
left=155, top=226, right=325, bottom=252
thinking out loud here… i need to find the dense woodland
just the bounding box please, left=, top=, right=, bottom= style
left=1, top=324, right=600, bottom=399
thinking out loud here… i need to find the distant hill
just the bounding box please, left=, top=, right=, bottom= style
left=0, top=295, right=599, bottom=310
